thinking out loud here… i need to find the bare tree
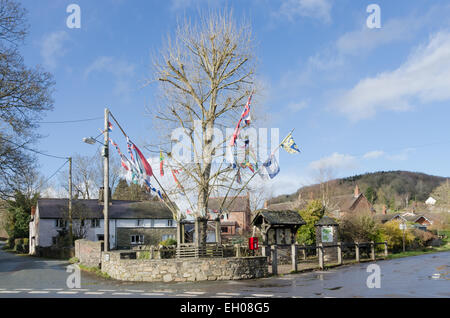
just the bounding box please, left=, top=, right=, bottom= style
left=149, top=10, right=257, bottom=223
left=312, top=166, right=339, bottom=214
left=58, top=151, right=122, bottom=200
left=0, top=0, right=54, bottom=198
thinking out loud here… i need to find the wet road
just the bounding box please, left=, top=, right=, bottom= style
left=0, top=242, right=448, bottom=298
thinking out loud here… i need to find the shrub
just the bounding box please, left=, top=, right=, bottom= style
left=159, top=238, right=177, bottom=246
left=410, top=229, right=437, bottom=248
left=380, top=220, right=415, bottom=252
left=339, top=214, right=382, bottom=243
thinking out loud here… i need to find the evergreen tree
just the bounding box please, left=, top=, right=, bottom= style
left=296, top=200, right=325, bottom=245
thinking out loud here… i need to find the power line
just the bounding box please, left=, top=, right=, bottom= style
left=34, top=159, right=70, bottom=193
left=36, top=116, right=103, bottom=124
left=0, top=136, right=69, bottom=160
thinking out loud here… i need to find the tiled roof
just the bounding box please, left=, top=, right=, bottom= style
left=314, top=216, right=339, bottom=226
left=252, top=209, right=306, bottom=226
left=208, top=196, right=249, bottom=212
left=37, top=198, right=174, bottom=219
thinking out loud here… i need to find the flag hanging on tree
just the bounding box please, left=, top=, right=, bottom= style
left=230, top=92, right=253, bottom=146
left=280, top=132, right=301, bottom=154
left=261, top=154, right=280, bottom=179
left=159, top=150, right=165, bottom=177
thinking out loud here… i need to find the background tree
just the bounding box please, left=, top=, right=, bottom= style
left=364, top=186, right=377, bottom=204
left=0, top=0, right=54, bottom=198
left=5, top=190, right=39, bottom=239
left=338, top=214, right=381, bottom=243
left=59, top=151, right=121, bottom=199
left=112, top=178, right=153, bottom=201
left=296, top=200, right=325, bottom=245
left=149, top=10, right=257, bottom=244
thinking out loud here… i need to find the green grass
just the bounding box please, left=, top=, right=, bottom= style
left=78, top=264, right=111, bottom=279
left=386, top=240, right=450, bottom=260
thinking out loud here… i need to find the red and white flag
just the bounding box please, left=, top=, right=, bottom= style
left=230, top=93, right=253, bottom=146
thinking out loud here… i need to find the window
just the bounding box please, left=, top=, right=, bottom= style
left=161, top=234, right=175, bottom=241
left=221, top=227, right=228, bottom=233
left=130, top=235, right=144, bottom=245
left=55, top=219, right=66, bottom=228
left=168, top=220, right=173, bottom=227
left=91, top=219, right=100, bottom=228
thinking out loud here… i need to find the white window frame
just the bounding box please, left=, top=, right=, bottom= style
left=130, top=234, right=144, bottom=245
left=91, top=218, right=100, bottom=228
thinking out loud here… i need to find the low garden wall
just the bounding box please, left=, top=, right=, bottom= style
left=101, top=251, right=269, bottom=282
left=75, top=239, right=103, bottom=267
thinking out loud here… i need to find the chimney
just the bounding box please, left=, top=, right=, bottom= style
left=31, top=206, right=36, bottom=216
left=382, top=205, right=387, bottom=215
left=264, top=200, right=268, bottom=209
left=98, top=187, right=112, bottom=204
left=354, top=185, right=360, bottom=198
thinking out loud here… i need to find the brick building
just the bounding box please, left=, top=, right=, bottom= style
left=207, top=193, right=252, bottom=240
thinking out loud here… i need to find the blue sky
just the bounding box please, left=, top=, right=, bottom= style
left=20, top=0, right=450, bottom=197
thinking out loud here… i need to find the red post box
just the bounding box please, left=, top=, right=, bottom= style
left=249, top=237, right=258, bottom=250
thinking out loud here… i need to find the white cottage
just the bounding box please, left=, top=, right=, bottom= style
left=29, top=197, right=177, bottom=254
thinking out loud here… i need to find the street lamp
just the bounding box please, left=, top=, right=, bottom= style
left=82, top=137, right=100, bottom=145
left=82, top=108, right=110, bottom=251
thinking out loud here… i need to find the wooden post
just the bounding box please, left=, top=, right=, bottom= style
left=261, top=245, right=269, bottom=257
left=271, top=245, right=278, bottom=275
left=302, top=244, right=306, bottom=260
left=176, top=222, right=182, bottom=246
left=181, top=223, right=185, bottom=244
left=291, top=243, right=297, bottom=272
left=318, top=243, right=324, bottom=269
left=150, top=246, right=154, bottom=259
left=215, top=218, right=222, bottom=245
left=370, top=241, right=375, bottom=261
left=355, top=242, right=360, bottom=262
left=337, top=242, right=342, bottom=265
left=384, top=241, right=388, bottom=257
left=235, top=244, right=241, bottom=258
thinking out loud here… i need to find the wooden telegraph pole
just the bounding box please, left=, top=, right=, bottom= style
left=103, top=108, right=110, bottom=251
left=68, top=157, right=73, bottom=246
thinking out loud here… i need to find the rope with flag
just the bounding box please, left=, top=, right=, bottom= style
left=230, top=92, right=253, bottom=146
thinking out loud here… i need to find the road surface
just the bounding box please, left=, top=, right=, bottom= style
left=0, top=241, right=448, bottom=298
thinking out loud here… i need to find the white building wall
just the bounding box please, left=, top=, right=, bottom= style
left=33, top=215, right=177, bottom=250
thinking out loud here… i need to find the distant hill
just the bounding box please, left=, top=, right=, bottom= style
left=269, top=171, right=449, bottom=210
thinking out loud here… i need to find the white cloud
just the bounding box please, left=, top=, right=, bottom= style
left=309, top=152, right=357, bottom=171
left=363, top=150, right=385, bottom=159
left=334, top=31, right=450, bottom=121
left=336, top=16, right=421, bottom=56
left=275, top=0, right=333, bottom=24
left=40, top=31, right=69, bottom=70
left=84, top=56, right=136, bottom=96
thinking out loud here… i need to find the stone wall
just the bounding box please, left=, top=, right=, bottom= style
left=116, top=227, right=176, bottom=249
left=101, top=251, right=268, bottom=282
left=75, top=239, right=103, bottom=267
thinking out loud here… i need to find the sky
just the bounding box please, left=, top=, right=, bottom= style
left=18, top=0, right=450, bottom=199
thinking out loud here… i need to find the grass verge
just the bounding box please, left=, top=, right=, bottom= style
left=78, top=263, right=111, bottom=279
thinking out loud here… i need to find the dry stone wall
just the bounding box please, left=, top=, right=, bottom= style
left=101, top=251, right=268, bottom=282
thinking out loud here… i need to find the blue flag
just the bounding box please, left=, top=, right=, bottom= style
left=262, top=154, right=280, bottom=179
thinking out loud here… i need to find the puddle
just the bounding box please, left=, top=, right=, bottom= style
left=326, top=286, right=343, bottom=291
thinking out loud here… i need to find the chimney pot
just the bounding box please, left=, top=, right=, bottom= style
left=98, top=187, right=112, bottom=204
left=354, top=185, right=360, bottom=198
left=264, top=200, right=268, bottom=209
